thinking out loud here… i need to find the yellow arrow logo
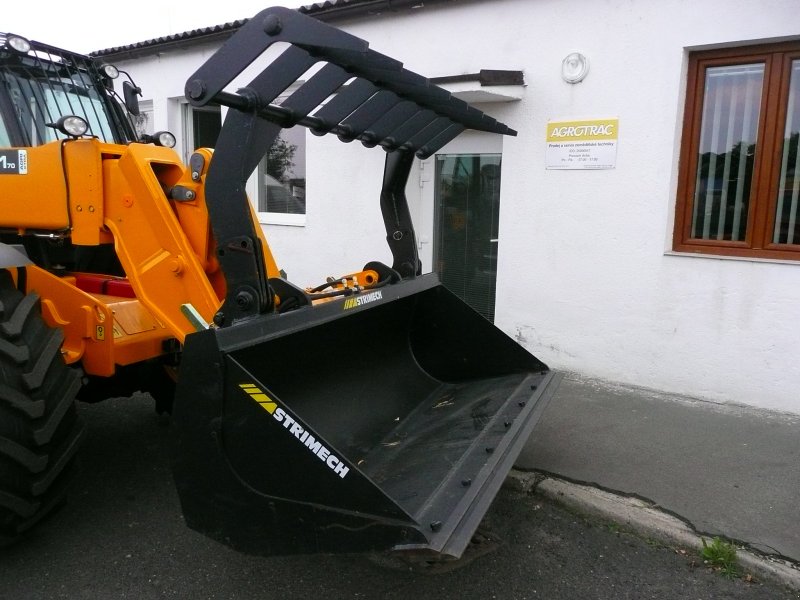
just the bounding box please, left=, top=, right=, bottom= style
left=239, top=383, right=277, bottom=414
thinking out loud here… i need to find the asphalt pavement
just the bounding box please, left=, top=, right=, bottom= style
left=516, top=374, right=800, bottom=563
left=0, top=385, right=798, bottom=599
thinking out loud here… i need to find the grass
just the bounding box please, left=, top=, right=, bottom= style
left=701, top=536, right=739, bottom=578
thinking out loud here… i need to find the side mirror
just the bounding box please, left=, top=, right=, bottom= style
left=123, top=80, right=141, bottom=116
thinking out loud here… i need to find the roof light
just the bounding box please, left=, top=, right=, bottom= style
left=6, top=35, right=31, bottom=54
left=48, top=115, right=89, bottom=138
left=101, top=64, right=120, bottom=79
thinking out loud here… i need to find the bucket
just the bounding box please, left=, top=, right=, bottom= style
left=171, top=273, right=560, bottom=558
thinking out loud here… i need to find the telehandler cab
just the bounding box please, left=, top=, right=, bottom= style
left=0, top=7, right=560, bottom=560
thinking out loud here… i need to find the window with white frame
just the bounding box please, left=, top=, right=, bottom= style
left=182, top=104, right=221, bottom=163
left=181, top=100, right=307, bottom=225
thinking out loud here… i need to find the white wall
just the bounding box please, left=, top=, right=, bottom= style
left=116, top=0, right=800, bottom=413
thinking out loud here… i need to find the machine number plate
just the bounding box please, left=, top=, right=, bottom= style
left=0, top=150, right=27, bottom=174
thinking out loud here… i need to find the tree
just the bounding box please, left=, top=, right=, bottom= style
left=267, top=136, right=297, bottom=182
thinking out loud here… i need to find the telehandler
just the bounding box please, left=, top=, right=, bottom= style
left=0, top=7, right=560, bottom=560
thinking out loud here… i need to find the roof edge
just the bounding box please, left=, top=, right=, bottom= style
left=91, top=20, right=246, bottom=59
left=299, top=0, right=454, bottom=22
left=91, top=0, right=461, bottom=59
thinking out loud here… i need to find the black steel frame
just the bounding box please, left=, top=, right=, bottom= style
left=0, top=33, right=136, bottom=147
left=184, top=6, right=517, bottom=325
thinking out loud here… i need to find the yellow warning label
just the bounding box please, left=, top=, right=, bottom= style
left=239, top=383, right=277, bottom=414
left=96, top=325, right=105, bottom=341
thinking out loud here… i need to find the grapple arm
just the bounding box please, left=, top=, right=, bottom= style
left=184, top=6, right=516, bottom=324
left=171, top=8, right=558, bottom=564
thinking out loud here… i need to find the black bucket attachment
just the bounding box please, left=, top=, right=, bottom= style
left=171, top=274, right=560, bottom=559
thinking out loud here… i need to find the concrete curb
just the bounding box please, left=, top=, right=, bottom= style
left=506, top=470, right=800, bottom=592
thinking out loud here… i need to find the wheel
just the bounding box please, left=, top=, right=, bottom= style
left=0, top=269, right=85, bottom=545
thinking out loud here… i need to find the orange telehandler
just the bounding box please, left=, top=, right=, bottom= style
left=0, top=7, right=560, bottom=560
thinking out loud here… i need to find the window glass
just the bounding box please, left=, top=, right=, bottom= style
left=2, top=70, right=116, bottom=145
left=434, top=154, right=501, bottom=321
left=132, top=100, right=154, bottom=139
left=773, top=60, right=800, bottom=245
left=182, top=105, right=221, bottom=163
left=192, top=108, right=222, bottom=149
left=0, top=111, right=10, bottom=146
left=258, top=128, right=306, bottom=216
left=691, top=64, right=763, bottom=241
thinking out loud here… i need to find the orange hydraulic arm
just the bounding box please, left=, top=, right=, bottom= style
left=13, top=138, right=280, bottom=375
left=98, top=139, right=280, bottom=342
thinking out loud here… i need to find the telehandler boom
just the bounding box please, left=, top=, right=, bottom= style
left=0, top=7, right=560, bottom=560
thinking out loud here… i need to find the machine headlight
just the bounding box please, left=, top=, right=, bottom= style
left=52, top=115, right=89, bottom=137
left=153, top=131, right=176, bottom=148
left=101, top=64, right=120, bottom=79
left=6, top=35, right=32, bottom=54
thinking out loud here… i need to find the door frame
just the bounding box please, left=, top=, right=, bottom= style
left=416, top=130, right=504, bottom=272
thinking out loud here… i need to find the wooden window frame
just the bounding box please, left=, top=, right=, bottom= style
left=673, top=40, right=800, bottom=260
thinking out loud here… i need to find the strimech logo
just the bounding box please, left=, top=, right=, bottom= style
left=342, top=290, right=383, bottom=310
left=239, top=383, right=350, bottom=479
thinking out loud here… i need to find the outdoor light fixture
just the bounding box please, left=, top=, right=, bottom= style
left=5, top=34, right=32, bottom=54
left=562, top=52, right=589, bottom=84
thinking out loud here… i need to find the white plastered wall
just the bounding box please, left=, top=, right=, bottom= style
left=115, top=0, right=800, bottom=413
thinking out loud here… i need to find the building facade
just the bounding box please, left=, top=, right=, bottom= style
left=95, top=0, right=800, bottom=413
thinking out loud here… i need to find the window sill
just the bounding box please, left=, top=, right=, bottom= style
left=258, top=213, right=306, bottom=227
left=664, top=250, right=800, bottom=266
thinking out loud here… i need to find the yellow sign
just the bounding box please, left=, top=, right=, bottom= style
left=546, top=118, right=619, bottom=169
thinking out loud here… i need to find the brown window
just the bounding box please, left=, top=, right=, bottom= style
left=674, top=41, right=800, bottom=259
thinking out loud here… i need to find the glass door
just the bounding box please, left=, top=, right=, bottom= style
left=433, top=154, right=501, bottom=321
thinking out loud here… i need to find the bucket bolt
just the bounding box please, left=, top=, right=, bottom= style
left=263, top=14, right=283, bottom=35
left=186, top=79, right=206, bottom=101
left=430, top=521, right=442, bottom=532
left=236, top=290, right=254, bottom=311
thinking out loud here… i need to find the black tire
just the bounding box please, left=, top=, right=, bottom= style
left=0, top=269, right=85, bottom=545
